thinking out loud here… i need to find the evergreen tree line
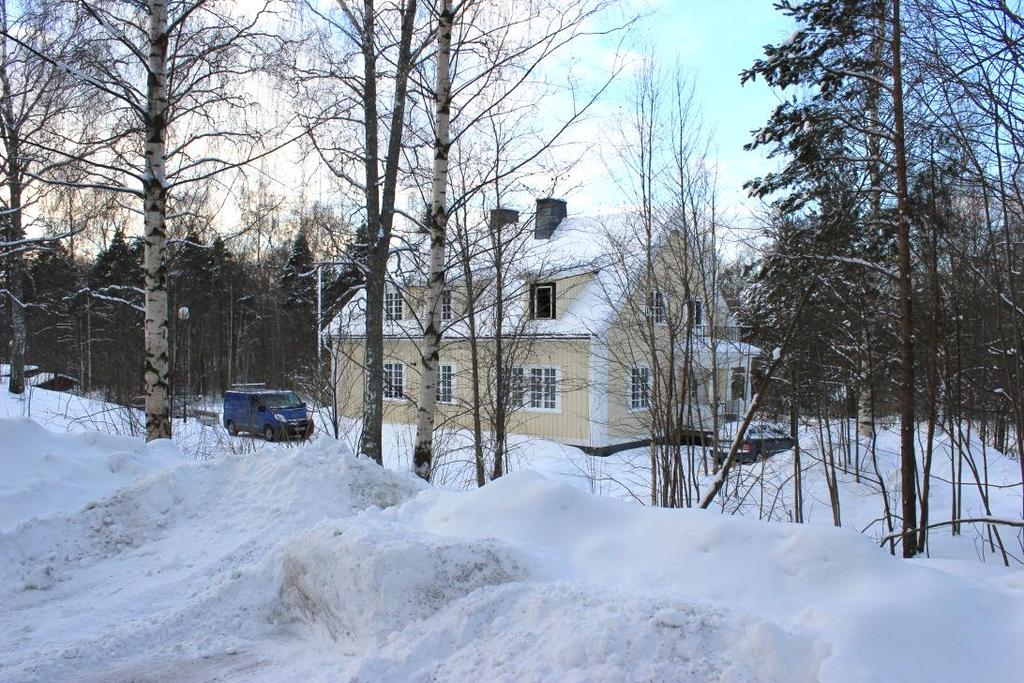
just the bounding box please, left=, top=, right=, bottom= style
left=0, top=217, right=364, bottom=407
left=729, top=0, right=1024, bottom=557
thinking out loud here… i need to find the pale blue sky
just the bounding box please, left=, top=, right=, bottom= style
left=563, top=1, right=795, bottom=240
left=666, top=0, right=794, bottom=235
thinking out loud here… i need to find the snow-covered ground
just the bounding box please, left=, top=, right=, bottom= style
left=346, top=417, right=1024, bottom=566
left=2, top=386, right=1024, bottom=681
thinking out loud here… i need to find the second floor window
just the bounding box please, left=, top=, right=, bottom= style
left=383, top=362, right=405, bottom=399
left=648, top=289, right=667, bottom=325
left=529, top=282, right=556, bottom=319
left=630, top=365, right=651, bottom=410
left=687, top=299, right=703, bottom=328
left=385, top=288, right=404, bottom=320
left=441, top=289, right=454, bottom=321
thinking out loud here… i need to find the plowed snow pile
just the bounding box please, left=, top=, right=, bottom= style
left=2, top=420, right=1023, bottom=682
left=0, top=417, right=181, bottom=533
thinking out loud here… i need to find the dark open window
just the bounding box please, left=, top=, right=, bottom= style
left=687, top=299, right=703, bottom=328
left=530, top=282, right=556, bottom=319
left=730, top=367, right=746, bottom=401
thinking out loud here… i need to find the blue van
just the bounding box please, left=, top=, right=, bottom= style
left=223, top=389, right=313, bottom=441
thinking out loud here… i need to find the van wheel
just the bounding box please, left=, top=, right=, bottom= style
left=263, top=424, right=275, bottom=442
left=226, top=420, right=237, bottom=436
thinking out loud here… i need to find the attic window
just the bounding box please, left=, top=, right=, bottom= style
left=530, top=282, right=556, bottom=319
left=648, top=289, right=668, bottom=325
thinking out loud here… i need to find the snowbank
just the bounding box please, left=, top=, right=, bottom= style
left=2, top=415, right=1023, bottom=682
left=334, top=471, right=1024, bottom=682
left=0, top=434, right=425, bottom=681
left=0, top=417, right=181, bottom=533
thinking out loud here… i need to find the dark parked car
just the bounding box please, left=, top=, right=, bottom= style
left=130, top=394, right=199, bottom=418
left=715, top=422, right=795, bottom=464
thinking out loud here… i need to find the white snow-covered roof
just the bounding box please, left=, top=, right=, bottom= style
left=330, top=209, right=739, bottom=342
left=0, top=364, right=40, bottom=377
left=26, top=372, right=79, bottom=387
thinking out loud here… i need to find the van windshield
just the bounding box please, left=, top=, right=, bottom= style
left=260, top=392, right=302, bottom=409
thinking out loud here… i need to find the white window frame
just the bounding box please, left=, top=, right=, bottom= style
left=648, top=289, right=668, bottom=325
left=383, top=361, right=406, bottom=400
left=530, top=282, right=556, bottom=320
left=384, top=287, right=404, bottom=321
left=440, top=289, right=454, bottom=321
left=687, top=298, right=704, bottom=330
left=437, top=362, right=456, bottom=404
left=527, top=366, right=560, bottom=412
left=629, top=364, right=652, bottom=411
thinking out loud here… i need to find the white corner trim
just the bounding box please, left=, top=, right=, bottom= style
left=588, top=337, right=608, bottom=448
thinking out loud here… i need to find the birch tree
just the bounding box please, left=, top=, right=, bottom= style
left=293, top=0, right=423, bottom=465
left=411, top=0, right=452, bottom=479
left=17, top=0, right=287, bottom=440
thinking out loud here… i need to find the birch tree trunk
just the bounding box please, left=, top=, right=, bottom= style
left=143, top=0, right=171, bottom=441
left=491, top=218, right=507, bottom=480
left=412, top=0, right=453, bottom=480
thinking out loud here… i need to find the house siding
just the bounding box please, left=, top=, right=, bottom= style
left=333, top=336, right=595, bottom=446
left=601, top=231, right=734, bottom=444
left=330, top=230, right=754, bottom=453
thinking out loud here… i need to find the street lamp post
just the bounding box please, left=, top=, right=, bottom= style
left=177, top=306, right=190, bottom=421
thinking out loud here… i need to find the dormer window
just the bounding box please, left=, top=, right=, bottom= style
left=648, top=289, right=667, bottom=325
left=385, top=287, right=404, bottom=320
left=529, top=282, right=556, bottom=319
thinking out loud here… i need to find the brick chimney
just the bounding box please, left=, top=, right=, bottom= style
left=534, top=198, right=566, bottom=239
left=489, top=207, right=520, bottom=231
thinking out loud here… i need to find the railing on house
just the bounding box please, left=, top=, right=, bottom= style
left=716, top=398, right=748, bottom=421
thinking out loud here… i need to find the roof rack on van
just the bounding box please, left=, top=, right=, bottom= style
left=229, top=383, right=266, bottom=392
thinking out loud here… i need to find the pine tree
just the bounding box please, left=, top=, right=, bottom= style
left=88, top=229, right=144, bottom=401
left=26, top=244, right=82, bottom=377
left=743, top=0, right=921, bottom=556
left=282, top=229, right=315, bottom=310
left=322, top=222, right=369, bottom=331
